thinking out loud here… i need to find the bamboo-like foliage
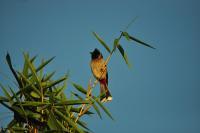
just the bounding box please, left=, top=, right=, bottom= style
left=0, top=30, right=154, bottom=133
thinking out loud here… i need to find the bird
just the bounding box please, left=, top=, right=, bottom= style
left=90, top=48, right=112, bottom=102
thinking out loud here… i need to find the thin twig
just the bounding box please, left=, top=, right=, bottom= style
left=75, top=32, right=123, bottom=122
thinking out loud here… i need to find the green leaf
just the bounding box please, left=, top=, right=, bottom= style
left=43, top=71, right=56, bottom=82
left=11, top=127, right=28, bottom=131
left=7, top=119, right=17, bottom=129
left=55, top=80, right=67, bottom=97
left=30, top=91, right=40, bottom=99
left=70, top=107, right=94, bottom=115
left=113, top=38, right=120, bottom=52
left=19, top=101, right=50, bottom=106
left=17, top=72, right=41, bottom=96
left=30, top=55, right=37, bottom=63
left=9, top=88, right=27, bottom=119
left=122, top=32, right=155, bottom=49
left=47, top=111, right=62, bottom=131
left=56, top=119, right=68, bottom=132
left=22, top=52, right=29, bottom=77
left=43, top=75, right=67, bottom=89
left=36, top=56, right=55, bottom=73
left=24, top=53, right=42, bottom=89
left=122, top=32, right=130, bottom=41
left=72, top=83, right=87, bottom=95
left=39, top=59, right=45, bottom=80
left=6, top=53, right=22, bottom=88
left=0, top=96, right=9, bottom=102
left=93, top=32, right=111, bottom=53
left=95, top=99, right=114, bottom=120
left=0, top=83, right=11, bottom=100
left=77, top=119, right=91, bottom=132
left=117, top=44, right=131, bottom=67
left=54, top=100, right=90, bottom=106
left=89, top=98, right=102, bottom=119
left=54, top=108, right=84, bottom=133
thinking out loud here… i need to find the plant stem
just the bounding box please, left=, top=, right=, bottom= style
left=75, top=32, right=123, bottom=122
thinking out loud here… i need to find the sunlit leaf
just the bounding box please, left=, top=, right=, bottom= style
left=24, top=53, right=42, bottom=89
left=54, top=100, right=90, bottom=106
left=72, top=83, right=87, bottom=95
left=43, top=71, right=56, bottom=82
left=17, top=72, right=41, bottom=96
left=36, top=57, right=55, bottom=73
left=93, top=32, right=111, bottom=53
left=54, top=108, right=84, bottom=133
left=43, top=75, right=67, bottom=89
left=30, top=91, right=40, bottom=99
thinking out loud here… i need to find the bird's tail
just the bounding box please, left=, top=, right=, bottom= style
left=100, top=79, right=112, bottom=102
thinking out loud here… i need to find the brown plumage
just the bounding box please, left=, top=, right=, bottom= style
left=90, top=48, right=112, bottom=102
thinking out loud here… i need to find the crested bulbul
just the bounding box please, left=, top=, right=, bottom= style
left=90, top=48, right=112, bottom=102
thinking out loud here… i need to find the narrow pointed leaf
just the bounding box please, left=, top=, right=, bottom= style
left=11, top=127, right=28, bottom=131
left=7, top=119, right=17, bottom=129
left=22, top=52, right=29, bottom=77
left=72, top=83, right=87, bottom=95
left=112, top=38, right=120, bottom=52
left=77, top=119, right=91, bottom=132
left=0, top=96, right=9, bottom=102
left=24, top=54, right=42, bottom=89
left=18, top=72, right=41, bottom=96
left=70, top=107, right=94, bottom=115
left=0, top=83, right=11, bottom=99
left=54, top=108, right=84, bottom=133
left=9, top=88, right=27, bottom=119
left=30, top=55, right=37, bottom=63
left=95, top=99, right=114, bottom=120
left=36, top=56, right=55, bottom=73
left=43, top=75, right=67, bottom=89
left=117, top=44, right=131, bottom=67
left=56, top=119, right=68, bottom=132
left=39, top=59, right=45, bottom=80
left=55, top=80, right=67, bottom=97
left=72, top=92, right=100, bottom=117
left=43, top=71, right=56, bottom=82
left=89, top=98, right=102, bottom=119
left=55, top=100, right=90, bottom=106
left=6, top=53, right=22, bottom=88
left=19, top=101, right=50, bottom=106
left=122, top=32, right=130, bottom=41
left=122, top=32, right=155, bottom=49
left=93, top=32, right=111, bottom=53
left=47, top=111, right=61, bottom=130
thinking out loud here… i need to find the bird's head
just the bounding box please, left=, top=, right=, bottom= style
left=90, top=48, right=103, bottom=60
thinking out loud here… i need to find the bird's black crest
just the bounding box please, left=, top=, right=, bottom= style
left=90, top=48, right=102, bottom=59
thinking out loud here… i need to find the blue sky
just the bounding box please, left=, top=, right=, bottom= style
left=0, top=0, right=200, bottom=132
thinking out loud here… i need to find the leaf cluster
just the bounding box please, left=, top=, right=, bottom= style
left=0, top=53, right=113, bottom=133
